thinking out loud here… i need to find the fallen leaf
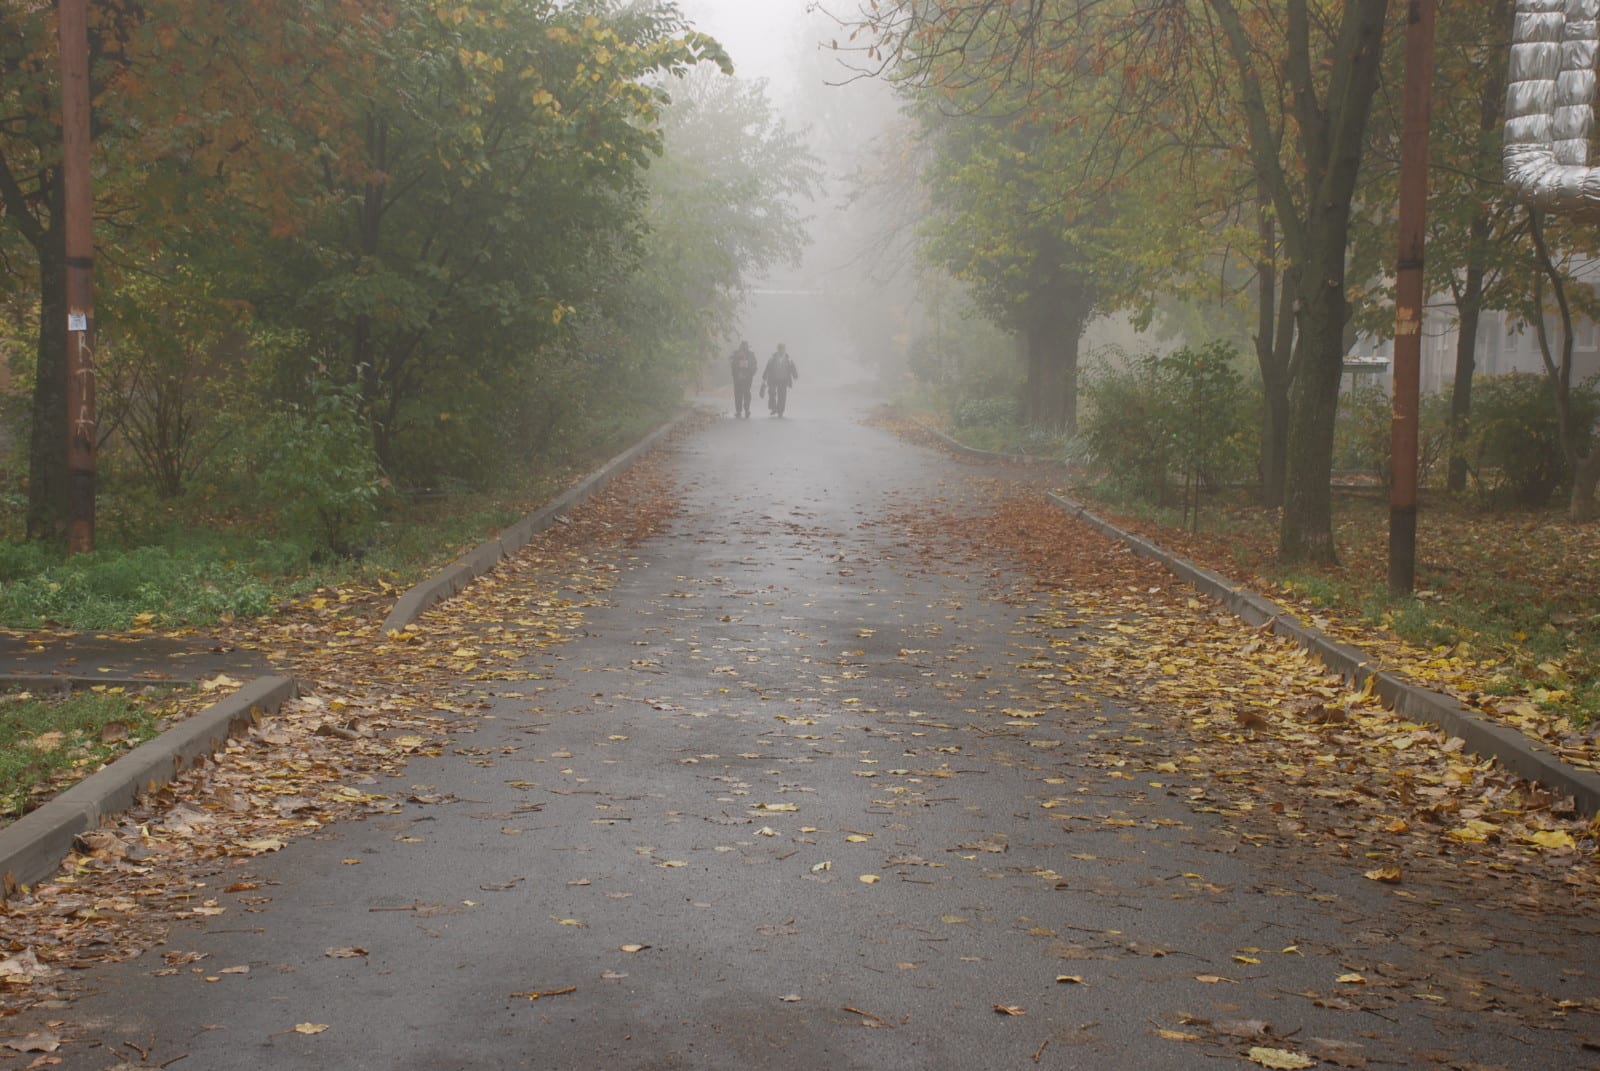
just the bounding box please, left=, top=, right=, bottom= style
left=325, top=947, right=368, bottom=958
left=1363, top=866, right=1402, bottom=884
left=858, top=874, right=880, bottom=884
left=510, top=985, right=576, bottom=1000
left=1, top=1032, right=60, bottom=1054
left=993, top=1004, right=1026, bottom=1016
left=293, top=1023, right=329, bottom=1036
left=1247, top=1047, right=1316, bottom=1070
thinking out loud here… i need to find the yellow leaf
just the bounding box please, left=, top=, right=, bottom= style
left=1528, top=829, right=1576, bottom=850
left=1248, top=1047, right=1315, bottom=1070
left=757, top=803, right=799, bottom=813
left=293, top=1023, right=329, bottom=1035
left=656, top=861, right=687, bottom=869
left=237, top=838, right=285, bottom=854
left=1233, top=955, right=1261, bottom=965
left=1337, top=972, right=1366, bottom=984
left=859, top=874, right=879, bottom=884
left=1156, top=1028, right=1201, bottom=1042
left=845, top=834, right=872, bottom=843
left=1055, top=975, right=1088, bottom=985
left=811, top=861, right=832, bottom=872
left=1363, top=866, right=1403, bottom=883
left=618, top=944, right=647, bottom=953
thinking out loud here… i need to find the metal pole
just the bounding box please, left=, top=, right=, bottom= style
left=58, top=0, right=96, bottom=554
left=1389, top=0, right=1435, bottom=596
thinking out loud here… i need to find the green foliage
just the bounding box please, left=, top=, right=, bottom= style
left=1079, top=342, right=1256, bottom=506
left=0, top=688, right=166, bottom=820
left=1466, top=373, right=1597, bottom=509
left=1333, top=383, right=1453, bottom=487
left=254, top=377, right=386, bottom=558
left=952, top=396, right=1019, bottom=430
left=0, top=545, right=276, bottom=629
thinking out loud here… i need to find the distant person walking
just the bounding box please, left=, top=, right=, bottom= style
left=729, top=341, right=757, bottom=418
left=760, top=343, right=798, bottom=417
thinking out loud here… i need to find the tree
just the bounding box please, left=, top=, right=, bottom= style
left=1525, top=210, right=1600, bottom=519
left=841, top=0, right=1391, bottom=563
left=917, top=110, right=1112, bottom=431
left=267, top=0, right=728, bottom=479
left=0, top=0, right=374, bottom=540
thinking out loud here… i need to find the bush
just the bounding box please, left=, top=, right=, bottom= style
left=1079, top=341, right=1256, bottom=506
left=952, top=396, right=1019, bottom=429
left=254, top=376, right=387, bottom=558
left=1467, top=373, right=1596, bottom=509
left=1334, top=382, right=1452, bottom=487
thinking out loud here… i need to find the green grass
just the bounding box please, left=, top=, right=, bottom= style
left=0, top=470, right=576, bottom=630
left=0, top=687, right=167, bottom=821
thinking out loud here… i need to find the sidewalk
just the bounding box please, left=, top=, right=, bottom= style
left=0, top=627, right=269, bottom=687
left=0, top=411, right=696, bottom=890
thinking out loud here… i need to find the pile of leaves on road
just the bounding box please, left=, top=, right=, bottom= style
left=880, top=407, right=1600, bottom=773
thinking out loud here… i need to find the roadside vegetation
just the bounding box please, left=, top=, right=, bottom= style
left=0, top=686, right=190, bottom=822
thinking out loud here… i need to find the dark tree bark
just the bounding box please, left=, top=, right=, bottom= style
left=1447, top=241, right=1486, bottom=493
left=1254, top=201, right=1298, bottom=507
left=26, top=211, right=68, bottom=542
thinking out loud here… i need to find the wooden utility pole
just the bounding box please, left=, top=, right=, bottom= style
left=1389, top=0, right=1435, bottom=595
left=58, top=0, right=96, bottom=553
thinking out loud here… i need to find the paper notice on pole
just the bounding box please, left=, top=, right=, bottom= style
left=67, top=313, right=87, bottom=332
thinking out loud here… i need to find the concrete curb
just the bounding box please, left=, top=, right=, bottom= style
left=380, top=412, right=690, bottom=635
left=0, top=675, right=298, bottom=890
left=1047, top=491, right=1600, bottom=816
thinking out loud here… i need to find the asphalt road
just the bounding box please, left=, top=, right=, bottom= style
left=18, top=392, right=1598, bottom=1070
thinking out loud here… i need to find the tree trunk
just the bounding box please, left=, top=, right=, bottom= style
left=1570, top=451, right=1600, bottom=521
left=25, top=185, right=67, bottom=543
left=1447, top=253, right=1486, bottom=493
left=1279, top=249, right=1347, bottom=566
left=1057, top=324, right=1081, bottom=435
left=1029, top=327, right=1065, bottom=428
left=1022, top=332, right=1045, bottom=425
left=1255, top=233, right=1296, bottom=507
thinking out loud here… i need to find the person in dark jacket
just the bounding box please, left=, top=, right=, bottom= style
left=729, top=341, right=757, bottom=418
left=760, top=343, right=798, bottom=416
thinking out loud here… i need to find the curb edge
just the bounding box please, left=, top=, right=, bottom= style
left=1046, top=491, right=1600, bottom=815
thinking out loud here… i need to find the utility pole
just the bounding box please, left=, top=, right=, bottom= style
left=1389, top=0, right=1435, bottom=595
left=58, top=0, right=96, bottom=554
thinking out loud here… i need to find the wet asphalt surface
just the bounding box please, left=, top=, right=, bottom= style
left=13, top=392, right=1598, bottom=1069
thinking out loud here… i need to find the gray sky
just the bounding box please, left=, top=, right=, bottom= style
left=676, top=0, right=810, bottom=85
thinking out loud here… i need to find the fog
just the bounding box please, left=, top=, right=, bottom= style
left=674, top=0, right=912, bottom=391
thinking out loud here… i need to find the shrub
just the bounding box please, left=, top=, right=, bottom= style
left=255, top=376, right=387, bottom=558
left=1335, top=382, right=1453, bottom=487
left=1079, top=341, right=1255, bottom=506
left=952, top=396, right=1019, bottom=429
left=1467, top=373, right=1596, bottom=509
